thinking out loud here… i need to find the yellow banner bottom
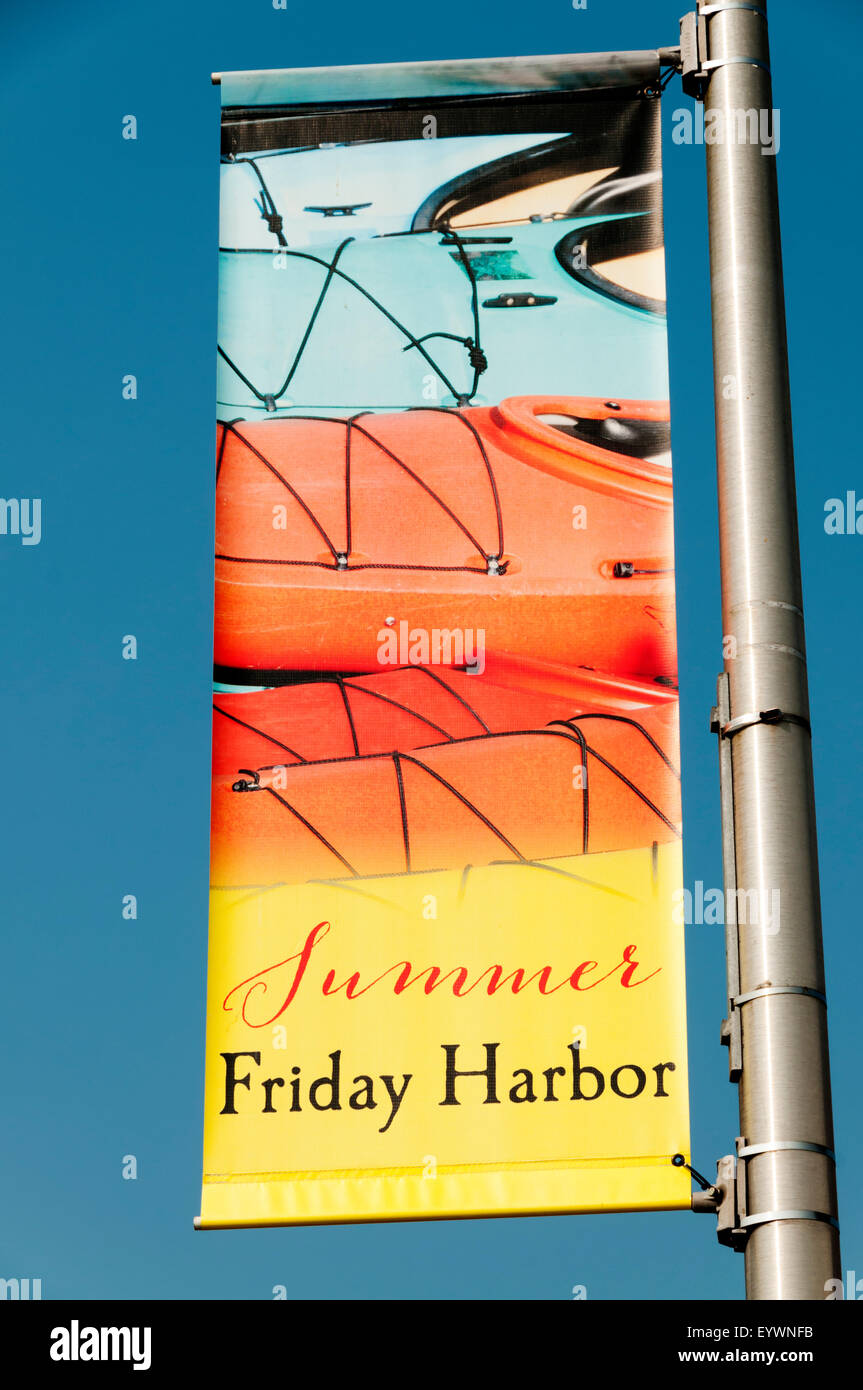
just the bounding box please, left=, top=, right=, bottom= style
left=199, top=842, right=690, bottom=1227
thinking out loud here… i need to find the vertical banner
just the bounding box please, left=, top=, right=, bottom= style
left=199, top=52, right=690, bottom=1228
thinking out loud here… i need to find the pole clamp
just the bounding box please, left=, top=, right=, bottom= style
left=713, top=1153, right=747, bottom=1251
left=710, top=1149, right=839, bottom=1252
left=700, top=56, right=771, bottom=76
left=699, top=3, right=767, bottom=15
left=739, top=1209, right=839, bottom=1232
left=720, top=707, right=811, bottom=739
left=734, top=985, right=826, bottom=1007
left=681, top=8, right=771, bottom=99
left=737, top=1140, right=835, bottom=1161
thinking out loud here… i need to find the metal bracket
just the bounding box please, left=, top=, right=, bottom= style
left=710, top=680, right=818, bottom=1085
left=720, top=707, right=811, bottom=739
left=701, top=56, right=771, bottom=77
left=740, top=1210, right=839, bottom=1232
left=699, top=3, right=767, bottom=15
left=715, top=1153, right=747, bottom=1251
left=681, top=5, right=769, bottom=99
left=680, top=12, right=709, bottom=99
left=737, top=1140, right=835, bottom=1161
left=709, top=1138, right=839, bottom=1252
left=735, top=985, right=826, bottom=1007
left=712, top=673, right=742, bottom=1081
left=674, top=1153, right=721, bottom=1212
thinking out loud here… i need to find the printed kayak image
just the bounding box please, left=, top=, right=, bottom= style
left=213, top=396, right=675, bottom=678
left=210, top=665, right=674, bottom=777
left=209, top=698, right=680, bottom=887
left=216, top=215, right=667, bottom=418
left=218, top=132, right=607, bottom=249
left=201, top=55, right=690, bottom=1232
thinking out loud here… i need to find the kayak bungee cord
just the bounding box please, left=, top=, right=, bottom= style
left=307, top=855, right=638, bottom=899
left=401, top=229, right=488, bottom=404
left=328, top=666, right=494, bottom=741
left=391, top=749, right=524, bottom=872
left=228, top=720, right=682, bottom=877
left=217, top=228, right=489, bottom=409
left=215, top=408, right=507, bottom=575
left=212, top=398, right=676, bottom=677
left=220, top=133, right=580, bottom=246
left=335, top=674, right=360, bottom=755
left=562, top=719, right=589, bottom=852
left=215, top=417, right=244, bottom=483
left=222, top=156, right=288, bottom=246
left=234, top=718, right=680, bottom=795
left=548, top=713, right=680, bottom=852
left=217, top=418, right=342, bottom=565
left=220, top=139, right=390, bottom=247
left=239, top=749, right=524, bottom=881
left=222, top=146, right=377, bottom=249
left=392, top=752, right=412, bottom=871
left=454, top=855, right=639, bottom=897
left=262, top=786, right=361, bottom=878
left=214, top=667, right=493, bottom=763
left=218, top=240, right=355, bottom=412
left=212, top=703, right=306, bottom=764
left=550, top=712, right=681, bottom=780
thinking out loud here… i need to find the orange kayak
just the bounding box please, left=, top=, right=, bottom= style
left=210, top=702, right=680, bottom=886
left=214, top=395, right=675, bottom=679
left=212, top=664, right=677, bottom=777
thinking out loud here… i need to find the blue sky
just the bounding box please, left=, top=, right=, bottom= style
left=0, top=0, right=859, bottom=1300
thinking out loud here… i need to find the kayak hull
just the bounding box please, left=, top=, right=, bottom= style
left=210, top=701, right=681, bottom=887
left=211, top=665, right=676, bottom=775
left=219, top=133, right=576, bottom=249
left=214, top=397, right=675, bottom=677
left=216, top=217, right=668, bottom=418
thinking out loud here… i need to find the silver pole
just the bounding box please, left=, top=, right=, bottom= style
left=700, top=0, right=840, bottom=1297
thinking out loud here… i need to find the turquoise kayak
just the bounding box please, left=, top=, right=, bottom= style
left=219, top=132, right=577, bottom=249
left=216, top=215, right=668, bottom=418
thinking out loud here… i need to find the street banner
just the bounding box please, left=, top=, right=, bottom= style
left=199, top=51, right=690, bottom=1228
